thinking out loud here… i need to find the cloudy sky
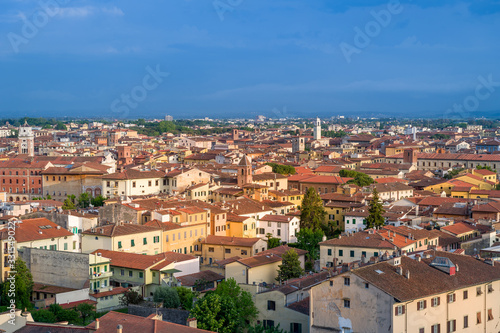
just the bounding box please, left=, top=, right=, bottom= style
left=1, top=0, right=500, bottom=119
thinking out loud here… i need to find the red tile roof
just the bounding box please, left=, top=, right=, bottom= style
left=0, top=218, right=73, bottom=243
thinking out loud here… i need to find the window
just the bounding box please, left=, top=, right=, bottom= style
left=120, top=269, right=124, bottom=276
left=463, top=290, right=468, bottom=300
left=143, top=238, right=147, bottom=245
left=350, top=250, right=354, bottom=257
left=477, top=311, right=481, bottom=324
left=339, top=249, right=343, bottom=257
left=241, top=250, right=247, bottom=255
left=132, top=181, right=136, bottom=188
left=419, top=328, right=424, bottom=333
left=431, top=324, right=440, bottom=333
left=64, top=243, right=68, bottom=250
left=139, top=272, right=144, bottom=279
left=447, top=320, right=456, bottom=333
left=431, top=297, right=440, bottom=307
left=395, top=305, right=405, bottom=316
left=417, top=300, right=427, bottom=311
left=463, top=315, right=468, bottom=328
left=327, top=249, right=332, bottom=256
left=225, top=249, right=231, bottom=254
left=476, top=286, right=483, bottom=296
left=267, top=300, right=276, bottom=311
left=447, top=293, right=456, bottom=303
left=488, top=284, right=494, bottom=293
left=344, top=277, right=350, bottom=286
left=290, top=323, right=302, bottom=333
left=129, top=271, right=133, bottom=277
left=263, top=320, right=274, bottom=328
left=343, top=299, right=350, bottom=308
left=153, top=236, right=159, bottom=243
left=365, top=283, right=369, bottom=289
left=131, top=239, right=135, bottom=247
left=488, top=308, right=493, bottom=321
left=208, top=247, right=214, bottom=252
left=362, top=251, right=366, bottom=258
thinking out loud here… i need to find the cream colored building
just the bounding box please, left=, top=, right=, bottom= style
left=310, top=252, right=500, bottom=333
left=225, top=255, right=282, bottom=285
left=102, top=169, right=165, bottom=198
left=81, top=223, right=163, bottom=255
left=198, top=235, right=268, bottom=265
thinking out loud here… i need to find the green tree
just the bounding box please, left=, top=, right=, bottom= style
left=295, top=227, right=324, bottom=269
left=190, top=293, right=234, bottom=333
left=76, top=303, right=95, bottom=324
left=90, top=195, right=106, bottom=207
left=366, top=189, right=385, bottom=229
left=32, top=309, right=57, bottom=323
left=62, top=197, right=76, bottom=210
left=0, top=258, right=33, bottom=310
left=119, top=289, right=143, bottom=306
left=77, top=192, right=91, bottom=208
left=55, top=121, right=67, bottom=130
left=276, top=249, right=304, bottom=282
left=57, top=309, right=79, bottom=322
left=48, top=304, right=63, bottom=317
left=300, top=187, right=326, bottom=231
left=266, top=233, right=281, bottom=249
left=191, top=278, right=257, bottom=333
left=153, top=286, right=181, bottom=308
left=265, top=163, right=296, bottom=175
left=477, top=165, right=494, bottom=172
left=174, top=286, right=195, bottom=310
left=339, top=169, right=374, bottom=187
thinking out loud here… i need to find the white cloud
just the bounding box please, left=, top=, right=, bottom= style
left=57, top=6, right=95, bottom=18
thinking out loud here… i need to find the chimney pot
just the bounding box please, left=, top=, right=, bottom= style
left=95, top=319, right=99, bottom=329
left=117, top=324, right=123, bottom=333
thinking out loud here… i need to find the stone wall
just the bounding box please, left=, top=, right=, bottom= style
left=99, top=203, right=139, bottom=224
left=18, top=247, right=89, bottom=289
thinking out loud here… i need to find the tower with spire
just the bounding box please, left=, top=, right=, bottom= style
left=18, top=120, right=34, bottom=156
left=313, top=117, right=321, bottom=140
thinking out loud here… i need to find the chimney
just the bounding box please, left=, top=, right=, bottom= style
left=95, top=319, right=99, bottom=329
left=405, top=270, right=410, bottom=279
left=117, top=324, right=123, bottom=333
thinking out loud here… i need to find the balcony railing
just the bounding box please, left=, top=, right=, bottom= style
left=89, top=271, right=112, bottom=279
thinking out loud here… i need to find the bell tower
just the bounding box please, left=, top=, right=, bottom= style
left=237, top=155, right=253, bottom=187
left=18, top=121, right=34, bottom=156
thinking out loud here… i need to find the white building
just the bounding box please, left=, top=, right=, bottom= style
left=257, top=214, right=300, bottom=244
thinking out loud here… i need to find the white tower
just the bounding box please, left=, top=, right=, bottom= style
left=18, top=121, right=34, bottom=156
left=313, top=117, right=321, bottom=140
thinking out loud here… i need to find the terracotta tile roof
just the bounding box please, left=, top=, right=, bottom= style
left=203, top=235, right=262, bottom=247
left=33, top=283, right=76, bottom=294
left=287, top=175, right=352, bottom=185
left=374, top=177, right=408, bottom=184
left=352, top=252, right=500, bottom=302
left=388, top=152, right=500, bottom=162
left=90, top=250, right=188, bottom=270
left=0, top=218, right=73, bottom=243
left=60, top=299, right=97, bottom=310
left=86, top=311, right=213, bottom=332
left=256, top=245, right=308, bottom=258
left=214, top=256, right=241, bottom=267
left=149, top=252, right=197, bottom=271
left=144, top=219, right=183, bottom=231
left=234, top=254, right=282, bottom=268
left=433, top=202, right=469, bottom=216
left=286, top=296, right=310, bottom=315
left=472, top=201, right=500, bottom=213
left=259, top=215, right=297, bottom=223
left=441, top=222, right=477, bottom=236
left=91, top=287, right=129, bottom=299
left=82, top=223, right=161, bottom=237
left=319, top=231, right=395, bottom=250
left=177, top=270, right=225, bottom=287
left=15, top=322, right=89, bottom=332
left=417, top=197, right=470, bottom=207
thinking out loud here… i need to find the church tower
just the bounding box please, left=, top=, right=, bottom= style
left=18, top=121, right=34, bottom=156
left=313, top=117, right=321, bottom=140
left=237, top=155, right=253, bottom=187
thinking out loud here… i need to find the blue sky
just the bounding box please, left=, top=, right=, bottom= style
left=1, top=0, right=500, bottom=119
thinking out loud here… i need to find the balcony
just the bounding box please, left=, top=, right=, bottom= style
left=89, top=271, right=112, bottom=279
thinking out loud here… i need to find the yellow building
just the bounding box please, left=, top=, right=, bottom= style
left=268, top=189, right=304, bottom=207
left=226, top=213, right=257, bottom=238
left=144, top=220, right=207, bottom=255
left=198, top=235, right=268, bottom=265
left=81, top=223, right=163, bottom=255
